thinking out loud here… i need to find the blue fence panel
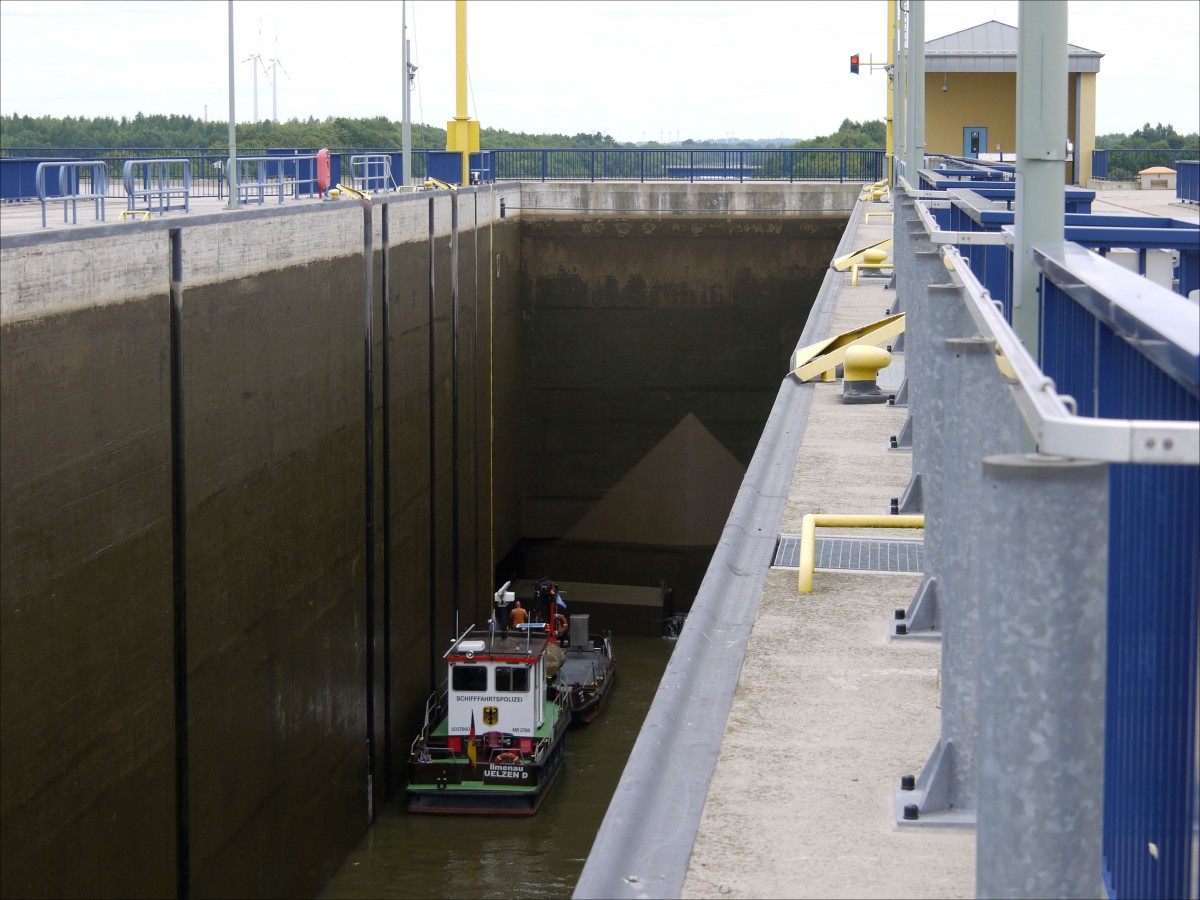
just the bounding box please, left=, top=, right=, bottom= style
left=947, top=186, right=1199, bottom=312
left=1097, top=331, right=1198, bottom=900
left=1039, top=271, right=1199, bottom=900
left=488, top=148, right=884, bottom=183
left=1178, top=160, right=1199, bottom=205
left=4, top=146, right=889, bottom=192
left=1, top=157, right=77, bottom=201
left=1091, top=148, right=1200, bottom=181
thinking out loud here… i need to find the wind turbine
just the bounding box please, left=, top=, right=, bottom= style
left=242, top=20, right=270, bottom=122
left=268, top=30, right=291, bottom=122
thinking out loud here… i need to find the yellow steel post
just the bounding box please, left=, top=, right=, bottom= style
left=446, top=0, right=480, bottom=185
left=886, top=0, right=895, bottom=185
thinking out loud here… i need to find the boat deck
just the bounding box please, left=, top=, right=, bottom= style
left=449, top=628, right=553, bottom=659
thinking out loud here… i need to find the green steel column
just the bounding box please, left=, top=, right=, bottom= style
left=1014, top=0, right=1068, bottom=361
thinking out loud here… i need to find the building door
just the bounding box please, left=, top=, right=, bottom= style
left=963, top=126, right=988, bottom=159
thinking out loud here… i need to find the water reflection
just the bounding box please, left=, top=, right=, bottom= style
left=320, top=635, right=676, bottom=900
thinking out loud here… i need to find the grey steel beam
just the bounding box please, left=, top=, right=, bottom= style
left=893, top=1, right=906, bottom=182
left=906, top=0, right=925, bottom=180
left=976, top=453, right=1108, bottom=899
left=1013, top=0, right=1067, bottom=359
left=894, top=337, right=1026, bottom=822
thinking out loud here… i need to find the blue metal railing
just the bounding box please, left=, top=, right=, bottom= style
left=348, top=154, right=397, bottom=192
left=932, top=169, right=1200, bottom=315
left=915, top=170, right=1200, bottom=897
left=1178, top=160, right=1199, bottom=205
left=2, top=147, right=886, bottom=200
left=34, top=160, right=108, bottom=227
left=1091, top=148, right=1200, bottom=181
left=1034, top=248, right=1199, bottom=900
left=1, top=147, right=430, bottom=201
left=123, top=158, right=192, bottom=215
left=488, top=148, right=884, bottom=183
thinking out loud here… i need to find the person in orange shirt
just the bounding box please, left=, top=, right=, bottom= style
left=510, top=601, right=528, bottom=629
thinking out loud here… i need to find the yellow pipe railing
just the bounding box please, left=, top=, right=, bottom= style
left=850, top=261, right=895, bottom=285
left=798, top=513, right=924, bottom=593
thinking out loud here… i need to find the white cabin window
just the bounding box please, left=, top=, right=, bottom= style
left=495, top=666, right=530, bottom=692
left=452, top=665, right=487, bottom=692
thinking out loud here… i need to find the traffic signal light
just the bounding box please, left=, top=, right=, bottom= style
left=850, top=54, right=860, bottom=74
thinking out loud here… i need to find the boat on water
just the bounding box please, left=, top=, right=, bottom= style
left=405, top=582, right=571, bottom=816
left=529, top=577, right=617, bottom=726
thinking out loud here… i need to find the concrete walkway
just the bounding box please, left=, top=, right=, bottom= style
left=0, top=192, right=326, bottom=237
left=679, top=183, right=1196, bottom=900
left=680, top=191, right=974, bottom=900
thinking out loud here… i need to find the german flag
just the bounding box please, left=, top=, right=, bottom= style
left=467, top=710, right=477, bottom=769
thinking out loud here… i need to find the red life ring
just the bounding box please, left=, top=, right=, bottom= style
left=554, top=613, right=568, bottom=636
left=495, top=751, right=519, bottom=765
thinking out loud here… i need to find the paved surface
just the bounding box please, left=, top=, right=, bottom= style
left=0, top=191, right=335, bottom=236
left=4, top=180, right=1194, bottom=238
left=680, top=193, right=975, bottom=900
left=678, top=184, right=1196, bottom=900
left=1087, top=184, right=1199, bottom=219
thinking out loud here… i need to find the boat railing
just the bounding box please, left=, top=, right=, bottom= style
left=409, top=683, right=448, bottom=758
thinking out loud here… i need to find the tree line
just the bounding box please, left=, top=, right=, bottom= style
left=0, top=112, right=890, bottom=151
left=2, top=112, right=1193, bottom=155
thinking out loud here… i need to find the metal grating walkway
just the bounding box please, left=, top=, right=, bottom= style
left=773, top=534, right=923, bottom=573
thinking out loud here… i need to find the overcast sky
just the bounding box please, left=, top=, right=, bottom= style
left=1, top=0, right=1197, bottom=142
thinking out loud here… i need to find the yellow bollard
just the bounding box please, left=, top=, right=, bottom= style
left=842, top=344, right=892, bottom=403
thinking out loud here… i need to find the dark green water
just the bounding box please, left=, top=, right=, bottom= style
left=319, top=635, right=676, bottom=900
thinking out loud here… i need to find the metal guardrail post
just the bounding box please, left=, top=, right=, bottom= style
left=893, top=230, right=972, bottom=638
left=976, top=453, right=1108, bottom=899
left=1013, top=0, right=1067, bottom=360
left=123, top=159, right=192, bottom=215
left=894, top=337, right=1026, bottom=824
left=906, top=0, right=926, bottom=179
left=887, top=186, right=919, bottom=458
left=35, top=160, right=108, bottom=228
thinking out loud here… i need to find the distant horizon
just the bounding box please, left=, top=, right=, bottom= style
left=2, top=2, right=1196, bottom=141
left=2, top=110, right=1197, bottom=150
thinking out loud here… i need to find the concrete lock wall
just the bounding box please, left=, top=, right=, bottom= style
left=512, top=182, right=852, bottom=608
left=1, top=228, right=178, bottom=898
left=0, top=180, right=851, bottom=897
